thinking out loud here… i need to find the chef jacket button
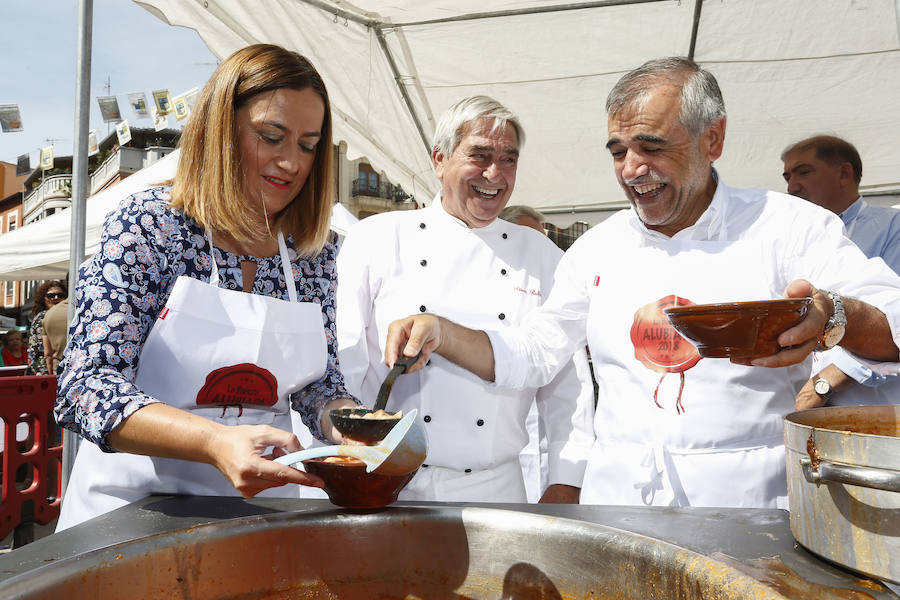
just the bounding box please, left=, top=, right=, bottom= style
left=476, top=419, right=484, bottom=426
left=498, top=313, right=505, bottom=320
left=465, top=468, right=472, bottom=473
left=423, top=415, right=432, bottom=423
left=500, top=268, right=507, bottom=275
left=419, top=305, right=427, bottom=312
left=419, top=222, right=426, bottom=229
left=502, top=233, right=508, bottom=239
left=420, top=259, right=427, bottom=267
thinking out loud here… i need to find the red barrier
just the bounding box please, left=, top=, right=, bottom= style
left=0, top=376, right=62, bottom=542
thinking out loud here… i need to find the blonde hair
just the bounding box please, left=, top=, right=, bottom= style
left=171, top=44, right=334, bottom=257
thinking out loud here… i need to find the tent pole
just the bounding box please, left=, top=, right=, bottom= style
left=687, top=0, right=703, bottom=60
left=62, top=0, right=93, bottom=499
left=373, top=27, right=432, bottom=155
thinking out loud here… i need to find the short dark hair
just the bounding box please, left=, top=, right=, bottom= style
left=781, top=135, right=862, bottom=184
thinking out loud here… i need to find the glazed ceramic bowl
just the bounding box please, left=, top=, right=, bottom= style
left=663, top=298, right=812, bottom=359
left=303, top=457, right=417, bottom=508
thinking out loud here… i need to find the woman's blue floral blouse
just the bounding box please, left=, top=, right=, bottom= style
left=55, top=186, right=357, bottom=452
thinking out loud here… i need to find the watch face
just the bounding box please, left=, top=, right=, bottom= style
left=824, top=325, right=846, bottom=349
left=814, top=379, right=831, bottom=396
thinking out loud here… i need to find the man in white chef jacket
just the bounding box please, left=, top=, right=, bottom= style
left=383, top=58, right=900, bottom=510
left=336, top=96, right=595, bottom=503
left=782, top=135, right=900, bottom=409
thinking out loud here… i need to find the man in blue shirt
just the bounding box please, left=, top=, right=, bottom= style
left=783, top=135, right=900, bottom=407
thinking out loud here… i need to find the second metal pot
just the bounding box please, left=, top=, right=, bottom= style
left=783, top=404, right=900, bottom=584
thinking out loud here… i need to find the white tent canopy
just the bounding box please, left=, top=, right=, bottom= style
left=0, top=151, right=180, bottom=282
left=137, top=0, right=900, bottom=221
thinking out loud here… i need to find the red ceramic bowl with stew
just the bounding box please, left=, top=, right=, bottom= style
left=663, top=297, right=812, bottom=359
left=303, top=457, right=417, bottom=509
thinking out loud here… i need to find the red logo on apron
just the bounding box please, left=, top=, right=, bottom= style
left=630, top=294, right=701, bottom=414
left=196, top=363, right=279, bottom=412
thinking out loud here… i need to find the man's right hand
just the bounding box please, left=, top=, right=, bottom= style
left=385, top=314, right=445, bottom=374
left=385, top=314, right=496, bottom=382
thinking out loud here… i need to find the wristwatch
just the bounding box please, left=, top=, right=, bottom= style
left=813, top=377, right=833, bottom=400
left=816, top=291, right=846, bottom=351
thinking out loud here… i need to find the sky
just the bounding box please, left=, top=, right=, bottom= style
left=0, top=0, right=220, bottom=166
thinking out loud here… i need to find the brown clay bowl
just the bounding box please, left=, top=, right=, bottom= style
left=663, top=297, right=812, bottom=358
left=303, top=457, right=417, bottom=508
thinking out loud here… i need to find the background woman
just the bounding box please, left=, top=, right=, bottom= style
left=1, top=330, right=27, bottom=366
left=26, top=280, right=67, bottom=375
left=55, top=44, right=361, bottom=530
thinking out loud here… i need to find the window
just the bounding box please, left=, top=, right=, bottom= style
left=7, top=213, right=17, bottom=232
left=358, top=164, right=379, bottom=195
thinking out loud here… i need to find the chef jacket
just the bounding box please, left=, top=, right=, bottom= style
left=488, top=172, right=900, bottom=508
left=812, top=197, right=900, bottom=405
left=337, top=197, right=594, bottom=497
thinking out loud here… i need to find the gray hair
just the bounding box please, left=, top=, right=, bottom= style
left=432, top=95, right=525, bottom=158
left=606, top=57, right=726, bottom=138
left=499, top=204, right=545, bottom=225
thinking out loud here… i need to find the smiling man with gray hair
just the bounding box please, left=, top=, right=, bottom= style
left=336, top=96, right=595, bottom=504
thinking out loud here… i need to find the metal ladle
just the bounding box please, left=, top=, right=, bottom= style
left=328, top=354, right=419, bottom=444
left=275, top=409, right=426, bottom=475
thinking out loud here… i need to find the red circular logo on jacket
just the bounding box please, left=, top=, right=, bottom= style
left=630, top=295, right=701, bottom=374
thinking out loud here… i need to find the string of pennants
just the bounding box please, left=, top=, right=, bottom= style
left=97, top=87, right=199, bottom=144
left=0, top=87, right=197, bottom=174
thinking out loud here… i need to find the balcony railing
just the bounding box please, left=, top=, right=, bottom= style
left=22, top=147, right=158, bottom=222
left=23, top=174, right=71, bottom=219
left=351, top=179, right=411, bottom=202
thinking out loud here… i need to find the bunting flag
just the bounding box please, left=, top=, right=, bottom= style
left=153, top=107, right=168, bottom=132
left=152, top=89, right=173, bottom=115
left=97, top=95, right=122, bottom=123
left=184, top=87, right=199, bottom=112
left=172, top=93, right=190, bottom=122
left=39, top=146, right=54, bottom=171
left=88, top=130, right=99, bottom=156
left=15, top=153, right=30, bottom=176
left=0, top=104, right=23, bottom=132
left=128, top=92, right=151, bottom=120
left=115, top=119, right=132, bottom=146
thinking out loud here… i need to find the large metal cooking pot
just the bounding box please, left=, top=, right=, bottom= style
left=2, top=507, right=790, bottom=599
left=784, top=404, right=900, bottom=584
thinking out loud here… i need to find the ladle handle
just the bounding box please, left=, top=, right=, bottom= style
left=373, top=354, right=419, bottom=412
left=274, top=446, right=341, bottom=467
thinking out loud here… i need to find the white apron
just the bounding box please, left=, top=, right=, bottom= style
left=57, top=232, right=327, bottom=530
left=399, top=458, right=527, bottom=503
left=582, top=226, right=803, bottom=508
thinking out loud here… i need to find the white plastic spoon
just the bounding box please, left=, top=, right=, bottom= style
left=275, top=409, right=426, bottom=475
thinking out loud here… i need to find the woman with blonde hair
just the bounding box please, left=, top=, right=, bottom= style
left=55, top=44, right=361, bottom=530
